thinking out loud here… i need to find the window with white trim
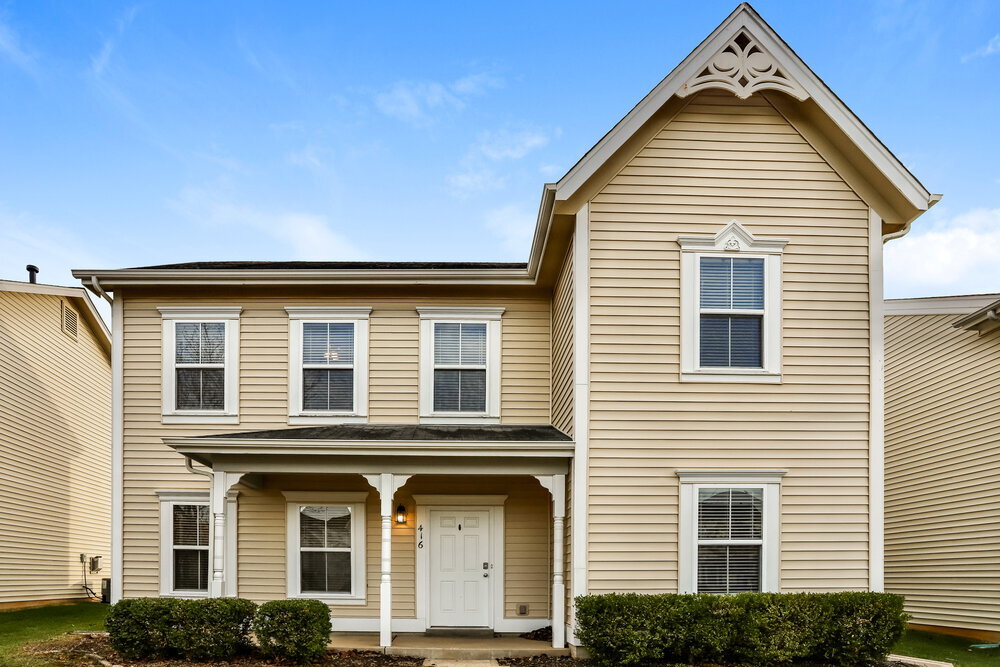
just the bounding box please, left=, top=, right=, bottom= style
left=677, top=470, right=784, bottom=594
left=286, top=307, right=370, bottom=423
left=283, top=492, right=367, bottom=602
left=418, top=307, right=503, bottom=423
left=159, top=307, right=241, bottom=423
left=159, top=499, right=210, bottom=596
left=678, top=221, right=787, bottom=383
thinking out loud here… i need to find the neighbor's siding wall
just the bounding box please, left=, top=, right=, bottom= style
left=551, top=236, right=575, bottom=437
left=885, top=313, right=1000, bottom=634
left=586, top=90, right=872, bottom=593
left=0, top=291, right=111, bottom=604
left=119, top=290, right=551, bottom=611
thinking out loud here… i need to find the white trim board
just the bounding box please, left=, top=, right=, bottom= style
left=869, top=208, right=885, bottom=593
left=110, top=296, right=123, bottom=602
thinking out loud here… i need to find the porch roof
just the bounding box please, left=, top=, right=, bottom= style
left=164, top=423, right=573, bottom=475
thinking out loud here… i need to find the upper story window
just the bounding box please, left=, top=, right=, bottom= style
left=677, top=470, right=785, bottom=594
left=417, top=307, right=504, bottom=424
left=678, top=221, right=787, bottom=383
left=285, top=307, right=371, bottom=425
left=159, top=307, right=241, bottom=424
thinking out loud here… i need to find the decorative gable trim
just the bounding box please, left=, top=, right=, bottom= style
left=676, top=220, right=789, bottom=254
left=678, top=30, right=808, bottom=101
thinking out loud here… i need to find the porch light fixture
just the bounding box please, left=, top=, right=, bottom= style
left=395, top=504, right=406, bottom=525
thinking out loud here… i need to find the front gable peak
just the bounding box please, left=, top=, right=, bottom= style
left=677, top=29, right=808, bottom=101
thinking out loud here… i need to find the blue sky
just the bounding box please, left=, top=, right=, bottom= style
left=1, top=0, right=998, bottom=313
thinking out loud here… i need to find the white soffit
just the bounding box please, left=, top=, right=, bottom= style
left=554, top=3, right=933, bottom=213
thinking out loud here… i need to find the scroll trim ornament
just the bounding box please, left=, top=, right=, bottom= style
left=678, top=31, right=809, bottom=101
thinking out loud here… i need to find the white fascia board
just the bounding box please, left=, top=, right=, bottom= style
left=554, top=4, right=933, bottom=212
left=885, top=294, right=1000, bottom=315
left=164, top=438, right=575, bottom=458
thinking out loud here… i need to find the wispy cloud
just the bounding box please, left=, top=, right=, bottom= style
left=90, top=5, right=139, bottom=77
left=170, top=185, right=366, bottom=261
left=448, top=125, right=555, bottom=197
left=0, top=15, right=38, bottom=76
left=238, top=36, right=300, bottom=91
left=962, top=34, right=1000, bottom=62
left=287, top=144, right=329, bottom=171
left=885, top=207, right=1000, bottom=297
left=374, top=71, right=503, bottom=126
left=484, top=204, right=534, bottom=256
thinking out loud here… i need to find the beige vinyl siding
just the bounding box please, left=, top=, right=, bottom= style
left=0, top=291, right=111, bottom=604
left=586, top=90, right=871, bottom=593
left=884, top=313, right=1000, bottom=633
left=551, top=236, right=575, bottom=437
left=120, top=291, right=551, bottom=602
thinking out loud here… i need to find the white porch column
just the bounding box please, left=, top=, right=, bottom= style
left=363, top=473, right=411, bottom=648
left=535, top=474, right=567, bottom=649
left=208, top=472, right=243, bottom=598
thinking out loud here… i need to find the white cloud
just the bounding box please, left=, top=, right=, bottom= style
left=885, top=207, right=1000, bottom=298
left=90, top=5, right=139, bottom=77
left=447, top=168, right=505, bottom=196
left=0, top=16, right=37, bottom=76
left=170, top=186, right=366, bottom=261
left=477, top=128, right=550, bottom=161
left=287, top=145, right=328, bottom=171
left=374, top=71, right=503, bottom=126
left=448, top=125, right=553, bottom=197
left=962, top=34, right=1000, bottom=62
left=485, top=204, right=535, bottom=255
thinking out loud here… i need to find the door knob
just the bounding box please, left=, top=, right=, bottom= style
left=483, top=572, right=489, bottom=578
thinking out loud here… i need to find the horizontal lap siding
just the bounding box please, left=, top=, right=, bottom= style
left=884, top=313, right=1000, bottom=632
left=551, top=238, right=575, bottom=437
left=587, top=91, right=870, bottom=594
left=0, top=291, right=111, bottom=603
left=121, top=292, right=550, bottom=599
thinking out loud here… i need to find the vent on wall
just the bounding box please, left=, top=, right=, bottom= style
left=61, top=301, right=78, bottom=339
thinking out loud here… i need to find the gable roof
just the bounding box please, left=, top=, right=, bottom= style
left=549, top=2, right=939, bottom=233
left=0, top=280, right=111, bottom=355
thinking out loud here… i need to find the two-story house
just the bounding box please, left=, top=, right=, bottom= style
left=0, top=273, right=111, bottom=607
left=74, top=4, right=939, bottom=652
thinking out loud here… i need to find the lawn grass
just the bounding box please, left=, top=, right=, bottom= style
left=894, top=629, right=1000, bottom=667
left=0, top=600, right=109, bottom=666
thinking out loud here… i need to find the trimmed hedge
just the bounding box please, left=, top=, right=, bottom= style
left=253, top=599, right=332, bottom=663
left=575, top=592, right=907, bottom=666
left=105, top=597, right=256, bottom=661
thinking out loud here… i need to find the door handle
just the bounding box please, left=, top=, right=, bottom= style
left=483, top=572, right=489, bottom=578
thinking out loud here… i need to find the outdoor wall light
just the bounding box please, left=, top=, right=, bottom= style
left=395, top=504, right=407, bottom=525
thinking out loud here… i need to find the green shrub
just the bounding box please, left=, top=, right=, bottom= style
left=253, top=599, right=332, bottom=663
left=169, top=597, right=257, bottom=661
left=104, top=597, right=180, bottom=659
left=105, top=597, right=257, bottom=661
left=575, top=591, right=907, bottom=666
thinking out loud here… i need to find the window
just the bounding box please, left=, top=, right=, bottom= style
left=159, top=307, right=241, bottom=424
left=286, top=307, right=370, bottom=424
left=677, top=470, right=784, bottom=594
left=158, top=492, right=211, bottom=597
left=678, top=221, right=787, bottom=383
left=417, top=307, right=503, bottom=423
left=283, top=492, right=367, bottom=603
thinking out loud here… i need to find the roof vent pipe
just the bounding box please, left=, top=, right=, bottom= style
left=26, top=265, right=38, bottom=284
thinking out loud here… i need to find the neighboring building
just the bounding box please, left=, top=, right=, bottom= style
left=885, top=294, right=1000, bottom=641
left=74, top=4, right=939, bottom=651
left=0, top=277, right=112, bottom=607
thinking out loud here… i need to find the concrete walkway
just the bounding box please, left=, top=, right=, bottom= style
left=422, top=661, right=499, bottom=667
left=329, top=632, right=566, bottom=660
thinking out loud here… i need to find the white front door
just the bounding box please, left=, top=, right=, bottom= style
left=429, top=509, right=491, bottom=627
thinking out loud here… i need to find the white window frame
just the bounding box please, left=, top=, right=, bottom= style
left=678, top=220, right=787, bottom=383
left=677, top=469, right=785, bottom=594
left=417, top=307, right=503, bottom=424
left=282, top=491, right=368, bottom=604
left=286, top=307, right=371, bottom=425
left=157, top=491, right=210, bottom=598
left=159, top=306, right=241, bottom=424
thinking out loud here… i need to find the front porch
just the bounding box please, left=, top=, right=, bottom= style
left=164, top=424, right=573, bottom=651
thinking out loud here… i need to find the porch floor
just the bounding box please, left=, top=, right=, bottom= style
left=330, top=632, right=570, bottom=660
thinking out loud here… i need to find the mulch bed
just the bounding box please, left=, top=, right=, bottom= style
left=27, top=633, right=424, bottom=667
left=499, top=657, right=916, bottom=667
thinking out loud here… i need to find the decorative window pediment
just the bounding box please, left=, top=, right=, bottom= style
left=677, top=220, right=789, bottom=254
left=678, top=30, right=809, bottom=101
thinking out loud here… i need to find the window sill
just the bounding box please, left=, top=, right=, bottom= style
left=289, top=594, right=366, bottom=605
left=163, top=591, right=209, bottom=599
left=162, top=413, right=239, bottom=425
left=680, top=371, right=781, bottom=384
left=419, top=415, right=501, bottom=425
left=288, top=414, right=368, bottom=426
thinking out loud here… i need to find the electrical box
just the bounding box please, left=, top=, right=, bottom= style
left=518, top=604, right=529, bottom=616
left=100, top=578, right=111, bottom=604
left=89, top=555, right=103, bottom=573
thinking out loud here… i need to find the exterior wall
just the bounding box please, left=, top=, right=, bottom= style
left=884, top=312, right=1000, bottom=634
left=0, top=290, right=111, bottom=604
left=119, top=289, right=552, bottom=603
left=551, top=236, right=575, bottom=437
left=236, top=474, right=551, bottom=621
left=586, top=90, right=872, bottom=593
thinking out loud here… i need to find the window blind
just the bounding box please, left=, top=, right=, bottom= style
left=299, top=506, right=352, bottom=594
left=175, top=322, right=226, bottom=410
left=301, top=323, right=355, bottom=411
left=697, top=488, right=763, bottom=594
left=699, top=257, right=764, bottom=369
left=433, top=322, right=487, bottom=412
left=172, top=504, right=209, bottom=591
